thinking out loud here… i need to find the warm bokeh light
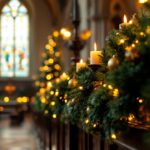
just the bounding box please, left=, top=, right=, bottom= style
left=123, top=15, right=128, bottom=23
left=139, top=0, right=148, bottom=3
left=53, top=30, right=59, bottom=37
left=0, top=106, right=4, bottom=112
left=52, top=114, right=57, bottom=119
left=80, top=30, right=92, bottom=40
left=60, top=28, right=71, bottom=40
left=50, top=101, right=56, bottom=106
left=60, top=72, right=70, bottom=81
left=4, top=97, right=10, bottom=103
left=111, top=133, right=117, bottom=139
left=85, top=119, right=90, bottom=124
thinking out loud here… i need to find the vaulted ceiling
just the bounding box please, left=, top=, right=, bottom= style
left=45, top=0, right=69, bottom=26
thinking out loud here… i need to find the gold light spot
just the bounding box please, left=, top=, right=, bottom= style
left=52, top=114, right=57, bottom=119
left=111, top=133, right=117, bottom=139
left=50, top=91, right=54, bottom=95
left=108, top=85, right=113, bottom=90
left=55, top=90, right=59, bottom=96
left=4, top=97, right=10, bottom=103
left=139, top=0, right=148, bottom=4
left=0, top=106, right=4, bottom=112
left=113, top=89, right=119, bottom=97
left=120, top=39, right=125, bottom=44
left=46, top=74, right=53, bottom=80
left=48, top=58, right=54, bottom=64
left=53, top=31, right=59, bottom=37
left=41, top=97, right=47, bottom=104
left=85, top=119, right=90, bottom=124
left=128, top=114, right=135, bottom=121
left=79, top=86, right=83, bottom=90
left=50, top=101, right=56, bottom=106
left=93, top=124, right=97, bottom=128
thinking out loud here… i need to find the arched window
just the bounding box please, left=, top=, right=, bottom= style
left=0, top=0, right=29, bottom=77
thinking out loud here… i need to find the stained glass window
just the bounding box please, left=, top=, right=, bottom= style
left=0, top=0, right=29, bottom=77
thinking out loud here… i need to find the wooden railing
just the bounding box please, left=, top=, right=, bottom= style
left=32, top=112, right=149, bottom=150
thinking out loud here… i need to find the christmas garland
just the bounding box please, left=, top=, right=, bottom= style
left=33, top=2, right=150, bottom=141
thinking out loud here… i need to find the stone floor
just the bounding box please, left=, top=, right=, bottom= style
left=0, top=115, right=38, bottom=150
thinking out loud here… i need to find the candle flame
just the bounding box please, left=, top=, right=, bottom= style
left=123, top=15, right=128, bottom=23
left=80, top=59, right=83, bottom=63
left=139, top=0, right=148, bottom=3
left=94, top=42, right=97, bottom=51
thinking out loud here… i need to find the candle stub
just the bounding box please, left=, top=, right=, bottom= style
left=90, top=43, right=102, bottom=65
left=76, top=59, right=86, bottom=72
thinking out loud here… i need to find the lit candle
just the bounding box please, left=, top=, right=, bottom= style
left=76, top=59, right=86, bottom=72
left=90, top=43, right=102, bottom=65
left=119, top=15, right=128, bottom=29
left=60, top=72, right=69, bottom=81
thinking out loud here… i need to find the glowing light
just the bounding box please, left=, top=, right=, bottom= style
left=79, top=86, right=84, bottom=90
left=50, top=101, right=56, bottom=106
left=60, top=72, right=70, bottom=81
left=44, top=110, right=49, bottom=114
left=137, top=97, right=144, bottom=104
left=113, top=89, right=119, bottom=97
left=60, top=28, right=71, bottom=40
left=41, top=97, right=47, bottom=104
left=39, top=88, right=45, bottom=95
left=56, top=78, right=60, bottom=83
left=0, top=106, right=4, bottom=112
left=140, top=32, right=145, bottom=36
left=50, top=91, right=54, bottom=95
left=85, top=119, right=90, bottom=124
left=55, top=52, right=61, bottom=57
left=111, top=133, right=117, bottom=139
left=139, top=0, right=148, bottom=3
left=129, top=20, right=133, bottom=24
left=22, top=97, right=29, bottom=103
left=108, top=85, right=113, bottom=90
left=46, top=74, right=53, bottom=80
left=93, top=124, right=97, bottom=128
left=131, top=44, right=136, bottom=48
left=54, top=90, right=59, bottom=97
left=80, top=30, right=92, bottom=40
left=54, top=64, right=61, bottom=70
left=103, top=84, right=107, bottom=88
left=48, top=58, right=54, bottom=64
left=47, top=82, right=52, bottom=89
left=4, top=97, right=10, bottom=103
left=17, top=97, right=22, bottom=103
left=135, top=40, right=139, bottom=44
left=120, top=39, right=125, bottom=44
left=123, top=15, right=128, bottom=24
left=53, top=30, right=59, bottom=37
left=128, top=114, right=135, bottom=121
left=64, top=99, right=68, bottom=103
left=94, top=42, right=97, bottom=51
left=52, top=114, right=57, bottom=119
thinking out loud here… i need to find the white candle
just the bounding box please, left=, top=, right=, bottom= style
left=119, top=15, right=128, bottom=29
left=76, top=59, right=86, bottom=72
left=90, top=43, right=102, bottom=65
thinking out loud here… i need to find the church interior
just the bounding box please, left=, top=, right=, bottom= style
left=0, top=0, right=150, bottom=150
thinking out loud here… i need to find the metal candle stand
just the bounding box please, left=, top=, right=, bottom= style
left=65, top=0, right=86, bottom=65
